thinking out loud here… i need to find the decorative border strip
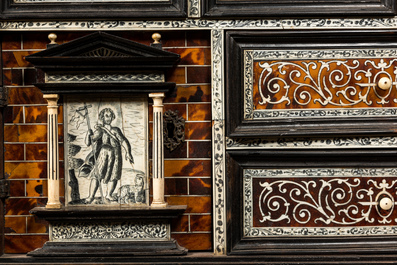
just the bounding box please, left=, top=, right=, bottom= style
left=46, top=73, right=164, bottom=83
left=253, top=108, right=397, bottom=119
left=1, top=18, right=397, bottom=31
left=188, top=0, right=200, bottom=18
left=51, top=222, right=169, bottom=242
left=252, top=49, right=397, bottom=60
left=211, top=29, right=226, bottom=255
left=244, top=168, right=397, bottom=237
left=226, top=136, right=397, bottom=149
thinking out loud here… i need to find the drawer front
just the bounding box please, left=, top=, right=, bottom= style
left=226, top=30, right=397, bottom=137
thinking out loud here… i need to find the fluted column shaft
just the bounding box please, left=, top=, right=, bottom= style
left=44, top=94, right=62, bottom=209
left=149, top=93, right=167, bottom=207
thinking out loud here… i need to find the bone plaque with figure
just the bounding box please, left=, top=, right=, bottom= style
left=66, top=96, right=148, bottom=206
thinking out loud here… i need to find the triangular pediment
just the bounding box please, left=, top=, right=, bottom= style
left=26, top=32, right=180, bottom=70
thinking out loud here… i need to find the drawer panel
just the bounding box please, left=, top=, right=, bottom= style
left=226, top=30, right=397, bottom=137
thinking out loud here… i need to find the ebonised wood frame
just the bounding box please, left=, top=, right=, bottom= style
left=226, top=149, right=397, bottom=255
left=203, top=0, right=396, bottom=18
left=226, top=30, right=397, bottom=138
left=1, top=0, right=186, bottom=19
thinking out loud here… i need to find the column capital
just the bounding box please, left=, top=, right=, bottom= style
left=149, top=92, right=165, bottom=99
left=43, top=94, right=59, bottom=106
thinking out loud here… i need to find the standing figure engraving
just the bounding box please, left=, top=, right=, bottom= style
left=83, top=108, right=134, bottom=203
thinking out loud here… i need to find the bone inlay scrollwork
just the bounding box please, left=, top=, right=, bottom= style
left=244, top=168, right=397, bottom=237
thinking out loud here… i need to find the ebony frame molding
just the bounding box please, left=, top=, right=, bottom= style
left=226, top=30, right=397, bottom=138
left=226, top=149, right=397, bottom=255
left=0, top=0, right=186, bottom=19
left=203, top=0, right=396, bottom=18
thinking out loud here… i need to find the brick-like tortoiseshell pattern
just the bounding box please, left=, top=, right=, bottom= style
left=2, top=30, right=212, bottom=252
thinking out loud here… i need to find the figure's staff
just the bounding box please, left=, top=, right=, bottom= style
left=72, top=103, right=106, bottom=204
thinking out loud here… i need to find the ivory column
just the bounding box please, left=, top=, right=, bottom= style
left=44, top=94, right=62, bottom=209
left=149, top=93, right=167, bottom=207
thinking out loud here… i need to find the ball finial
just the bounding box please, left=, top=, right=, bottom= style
left=48, top=33, right=58, bottom=45
left=152, top=33, right=161, bottom=44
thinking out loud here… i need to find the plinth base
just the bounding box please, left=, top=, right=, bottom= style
left=28, top=206, right=188, bottom=257
left=28, top=239, right=187, bottom=257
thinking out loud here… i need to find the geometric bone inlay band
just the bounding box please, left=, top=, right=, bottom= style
left=245, top=49, right=397, bottom=120
left=244, top=168, right=397, bottom=237
left=46, top=73, right=164, bottom=83
left=51, top=222, right=169, bottom=242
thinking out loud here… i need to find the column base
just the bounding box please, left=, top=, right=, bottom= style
left=45, top=203, right=62, bottom=209
left=151, top=201, right=168, bottom=208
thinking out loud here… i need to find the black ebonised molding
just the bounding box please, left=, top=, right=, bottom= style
left=1, top=0, right=186, bottom=19
left=203, top=0, right=396, bottom=18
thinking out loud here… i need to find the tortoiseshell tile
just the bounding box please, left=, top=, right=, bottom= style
left=5, top=217, right=26, bottom=234
left=4, top=124, right=47, bottom=142
left=165, top=48, right=211, bottom=65
left=190, top=215, right=212, bottom=232
left=24, top=68, right=37, bottom=86
left=27, top=216, right=48, bottom=234
left=58, top=124, right=64, bottom=142
left=58, top=106, right=63, bottom=123
left=165, top=178, right=188, bottom=195
left=188, top=141, right=211, bottom=158
left=25, top=106, right=47, bottom=123
left=167, top=196, right=211, bottom=213
left=26, top=144, right=46, bottom=161
left=23, top=32, right=52, bottom=50
left=9, top=180, right=25, bottom=197
left=188, top=104, right=211, bottom=121
left=4, top=235, right=49, bottom=254
left=187, top=67, right=211, bottom=84
left=7, top=87, right=46, bottom=105
left=26, top=179, right=45, bottom=197
left=171, top=215, right=189, bottom=232
left=56, top=32, right=91, bottom=45
left=171, top=233, right=211, bottom=250
left=166, top=67, right=185, bottom=84
left=149, top=123, right=153, bottom=141
left=25, top=32, right=89, bottom=49
left=159, top=31, right=186, bottom=48
left=186, top=30, right=211, bottom=47
left=11, top=69, right=23, bottom=86
left=189, top=178, right=211, bottom=195
left=164, top=160, right=211, bottom=177
left=164, top=142, right=187, bottom=158
left=4, top=106, right=23, bottom=124
left=164, top=103, right=187, bottom=120
left=112, top=31, right=151, bottom=46
left=185, top=122, right=211, bottom=140
left=2, top=51, right=35, bottom=68
left=3, top=69, right=12, bottom=86
left=4, top=144, right=24, bottom=160
left=5, top=198, right=45, bottom=215
left=165, top=85, right=211, bottom=103
left=2, top=34, right=22, bottom=50
left=4, top=125, right=18, bottom=142
left=5, top=162, right=47, bottom=179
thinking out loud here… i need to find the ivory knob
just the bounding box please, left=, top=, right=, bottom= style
left=379, top=197, right=393, bottom=211
left=378, top=77, right=392, bottom=90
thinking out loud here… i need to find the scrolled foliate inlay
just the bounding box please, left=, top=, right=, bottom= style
left=245, top=49, right=397, bottom=120
left=244, top=168, right=397, bottom=237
